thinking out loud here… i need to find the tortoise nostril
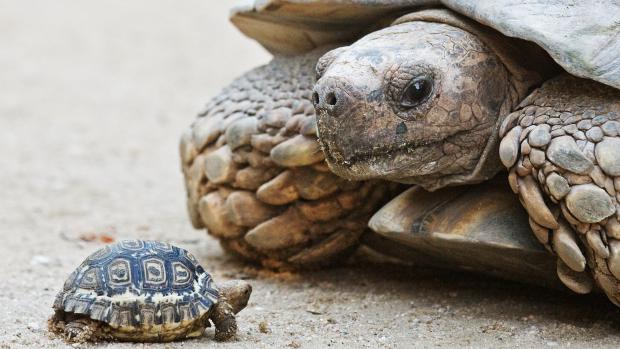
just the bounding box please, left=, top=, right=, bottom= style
left=312, top=92, right=320, bottom=106
left=326, top=92, right=337, bottom=106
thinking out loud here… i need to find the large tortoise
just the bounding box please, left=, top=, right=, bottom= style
left=181, top=1, right=620, bottom=303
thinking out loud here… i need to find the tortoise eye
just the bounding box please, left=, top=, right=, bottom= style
left=400, top=77, right=433, bottom=108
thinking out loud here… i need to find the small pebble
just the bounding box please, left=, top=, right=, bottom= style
left=259, top=321, right=270, bottom=333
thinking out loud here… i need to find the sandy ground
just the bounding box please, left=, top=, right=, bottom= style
left=2, top=1, right=620, bottom=348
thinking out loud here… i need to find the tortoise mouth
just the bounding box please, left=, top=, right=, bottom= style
left=321, top=137, right=444, bottom=182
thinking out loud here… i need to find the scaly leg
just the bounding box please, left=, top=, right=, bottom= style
left=500, top=74, right=620, bottom=303
left=180, top=46, right=397, bottom=269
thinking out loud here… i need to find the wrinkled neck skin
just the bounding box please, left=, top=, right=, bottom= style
left=314, top=20, right=520, bottom=191
left=217, top=280, right=252, bottom=314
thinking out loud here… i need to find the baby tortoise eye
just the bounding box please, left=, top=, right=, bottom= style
left=400, top=76, right=433, bottom=108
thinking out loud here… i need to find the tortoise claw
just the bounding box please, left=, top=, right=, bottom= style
left=552, top=220, right=586, bottom=272
left=556, top=259, right=593, bottom=294
left=517, top=175, right=559, bottom=229
left=586, top=230, right=610, bottom=258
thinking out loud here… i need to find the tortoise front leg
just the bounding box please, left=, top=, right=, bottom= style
left=211, top=301, right=237, bottom=341
left=64, top=318, right=100, bottom=343
left=180, top=48, right=397, bottom=271
left=499, top=74, right=620, bottom=304
left=48, top=312, right=101, bottom=343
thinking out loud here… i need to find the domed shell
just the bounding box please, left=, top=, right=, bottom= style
left=53, top=240, right=219, bottom=328
left=230, top=0, right=418, bottom=55
left=232, top=0, right=620, bottom=89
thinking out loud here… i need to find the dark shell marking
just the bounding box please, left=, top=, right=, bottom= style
left=54, top=240, right=218, bottom=328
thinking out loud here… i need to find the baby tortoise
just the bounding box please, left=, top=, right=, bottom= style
left=48, top=240, right=251, bottom=342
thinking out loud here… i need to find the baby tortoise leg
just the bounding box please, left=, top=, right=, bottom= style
left=48, top=312, right=103, bottom=343
left=211, top=301, right=237, bottom=341
left=64, top=318, right=101, bottom=343
left=500, top=74, right=620, bottom=303
left=210, top=280, right=252, bottom=341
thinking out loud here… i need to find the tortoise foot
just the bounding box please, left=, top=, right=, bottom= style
left=181, top=47, right=397, bottom=269
left=500, top=74, right=620, bottom=304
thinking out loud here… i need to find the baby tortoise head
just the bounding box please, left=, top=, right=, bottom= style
left=218, top=279, right=252, bottom=314
left=314, top=21, right=514, bottom=189
left=211, top=279, right=252, bottom=341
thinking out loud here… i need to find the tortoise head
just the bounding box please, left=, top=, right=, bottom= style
left=313, top=20, right=513, bottom=190
left=218, top=280, right=252, bottom=314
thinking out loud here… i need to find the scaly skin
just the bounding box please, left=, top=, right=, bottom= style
left=500, top=75, right=620, bottom=303
left=315, top=21, right=518, bottom=190
left=180, top=47, right=398, bottom=269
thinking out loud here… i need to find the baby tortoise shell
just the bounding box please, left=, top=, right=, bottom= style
left=49, top=240, right=251, bottom=342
